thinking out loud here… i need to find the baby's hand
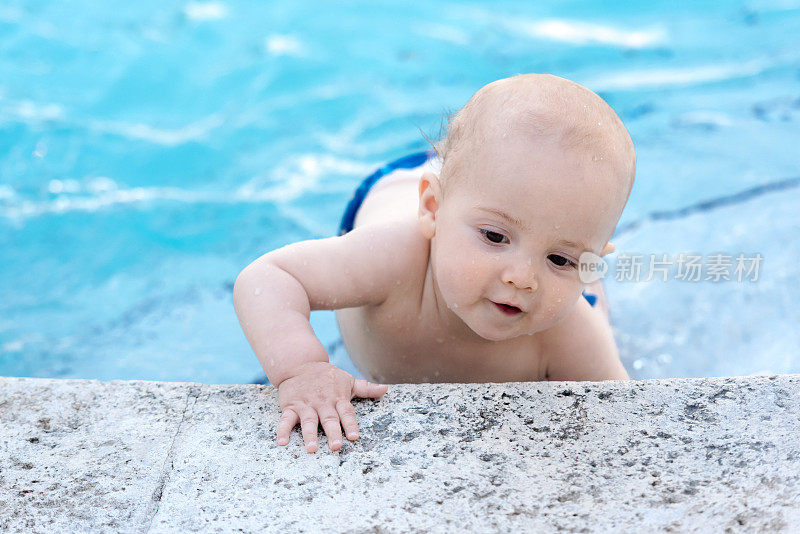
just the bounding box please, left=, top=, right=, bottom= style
left=275, top=361, right=388, bottom=453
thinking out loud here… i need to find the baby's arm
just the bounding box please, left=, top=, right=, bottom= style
left=540, top=297, right=629, bottom=381
left=232, top=221, right=420, bottom=452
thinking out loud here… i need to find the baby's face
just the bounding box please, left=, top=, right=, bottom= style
left=421, top=130, right=628, bottom=342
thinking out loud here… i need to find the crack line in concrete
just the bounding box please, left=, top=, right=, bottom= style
left=143, top=385, right=202, bottom=534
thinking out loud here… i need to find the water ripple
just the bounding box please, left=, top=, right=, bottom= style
left=0, top=154, right=374, bottom=221
left=88, top=114, right=225, bottom=146
left=511, top=18, right=666, bottom=48
left=584, top=58, right=776, bottom=91
left=183, top=2, right=228, bottom=21
left=0, top=99, right=225, bottom=146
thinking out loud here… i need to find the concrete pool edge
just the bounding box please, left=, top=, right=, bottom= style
left=2, top=374, right=798, bottom=532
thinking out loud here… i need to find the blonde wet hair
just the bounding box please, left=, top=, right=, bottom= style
left=429, top=73, right=636, bottom=200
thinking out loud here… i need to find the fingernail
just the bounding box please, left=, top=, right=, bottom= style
left=348, top=433, right=359, bottom=440
left=277, top=437, right=288, bottom=446
left=331, top=439, right=341, bottom=448
left=307, top=441, right=317, bottom=449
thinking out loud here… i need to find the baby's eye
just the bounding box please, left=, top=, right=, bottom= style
left=480, top=229, right=509, bottom=244
left=548, top=254, right=576, bottom=268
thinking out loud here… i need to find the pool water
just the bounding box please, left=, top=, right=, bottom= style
left=1, top=1, right=799, bottom=383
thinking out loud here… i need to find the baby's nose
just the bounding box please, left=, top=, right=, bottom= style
left=502, top=261, right=538, bottom=292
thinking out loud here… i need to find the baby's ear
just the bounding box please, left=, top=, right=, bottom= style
left=418, top=172, right=440, bottom=240
left=600, top=241, right=616, bottom=256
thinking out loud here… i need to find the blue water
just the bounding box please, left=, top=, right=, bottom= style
left=1, top=1, right=799, bottom=383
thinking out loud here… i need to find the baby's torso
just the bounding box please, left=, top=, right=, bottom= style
left=336, top=291, right=546, bottom=384
left=335, top=163, right=547, bottom=383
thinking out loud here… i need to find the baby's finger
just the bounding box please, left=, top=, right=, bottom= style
left=276, top=408, right=299, bottom=446
left=336, top=399, right=359, bottom=441
left=352, top=379, right=389, bottom=399
left=298, top=407, right=320, bottom=454
left=317, top=405, right=344, bottom=451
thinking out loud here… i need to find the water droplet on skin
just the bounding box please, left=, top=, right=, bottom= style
left=436, top=338, right=443, bottom=343
left=302, top=260, right=307, bottom=266
left=452, top=303, right=458, bottom=309
left=269, top=358, right=275, bottom=366
left=254, top=288, right=262, bottom=296
left=434, top=371, right=440, bottom=377
left=554, top=224, right=560, bottom=230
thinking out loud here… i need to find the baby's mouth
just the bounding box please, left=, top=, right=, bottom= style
left=493, top=302, right=523, bottom=315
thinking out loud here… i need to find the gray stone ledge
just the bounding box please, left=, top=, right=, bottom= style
left=1, top=375, right=799, bottom=533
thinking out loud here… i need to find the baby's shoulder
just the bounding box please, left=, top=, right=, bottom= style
left=383, top=217, right=429, bottom=255
left=537, top=297, right=627, bottom=381
left=331, top=217, right=431, bottom=312
left=369, top=219, right=431, bottom=302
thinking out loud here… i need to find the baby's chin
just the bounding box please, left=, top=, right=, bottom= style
left=465, top=312, right=564, bottom=342
left=484, top=332, right=528, bottom=342
left=472, top=327, right=545, bottom=343
left=463, top=317, right=539, bottom=342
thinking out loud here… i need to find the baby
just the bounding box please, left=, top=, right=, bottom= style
left=233, top=73, right=636, bottom=453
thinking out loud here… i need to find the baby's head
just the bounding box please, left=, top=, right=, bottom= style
left=432, top=73, right=635, bottom=212
left=418, top=73, right=636, bottom=341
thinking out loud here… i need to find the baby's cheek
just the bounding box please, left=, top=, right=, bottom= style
left=436, top=249, right=483, bottom=305
left=438, top=261, right=475, bottom=300
left=553, top=290, right=584, bottom=321
left=538, top=287, right=580, bottom=326
left=452, top=259, right=481, bottom=284
left=457, top=247, right=492, bottom=280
